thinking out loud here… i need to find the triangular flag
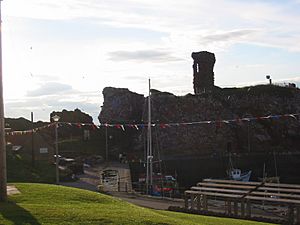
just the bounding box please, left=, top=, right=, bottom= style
left=159, top=124, right=167, bottom=129
left=120, top=125, right=125, bottom=131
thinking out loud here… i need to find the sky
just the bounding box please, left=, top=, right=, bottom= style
left=2, top=0, right=300, bottom=123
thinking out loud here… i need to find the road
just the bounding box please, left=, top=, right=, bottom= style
left=60, top=161, right=183, bottom=210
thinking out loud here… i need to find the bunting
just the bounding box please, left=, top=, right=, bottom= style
left=5, top=113, right=299, bottom=135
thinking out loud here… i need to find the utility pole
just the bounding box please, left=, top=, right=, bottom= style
left=105, top=125, right=108, bottom=161
left=0, top=0, right=7, bottom=202
left=31, top=112, right=35, bottom=167
left=55, top=122, right=59, bottom=184
left=247, top=123, right=250, bottom=153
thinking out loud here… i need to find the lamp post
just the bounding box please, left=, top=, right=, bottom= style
left=266, top=75, right=272, bottom=85
left=52, top=115, right=60, bottom=184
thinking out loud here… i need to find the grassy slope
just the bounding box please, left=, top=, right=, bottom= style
left=0, top=183, right=272, bottom=225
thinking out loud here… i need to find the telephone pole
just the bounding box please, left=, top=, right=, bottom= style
left=0, top=0, right=7, bottom=202
left=31, top=112, right=35, bottom=167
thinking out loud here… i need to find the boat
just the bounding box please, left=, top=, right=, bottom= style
left=258, top=161, right=280, bottom=183
left=137, top=173, right=178, bottom=197
left=228, top=168, right=252, bottom=182
left=227, top=153, right=252, bottom=182
left=143, top=79, right=180, bottom=196
left=152, top=174, right=178, bottom=197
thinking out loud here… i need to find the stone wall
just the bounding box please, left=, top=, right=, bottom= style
left=99, top=87, right=144, bottom=124
left=98, top=85, right=300, bottom=158
left=192, top=51, right=216, bottom=94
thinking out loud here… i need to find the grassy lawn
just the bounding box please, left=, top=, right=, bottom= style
left=0, top=183, right=273, bottom=225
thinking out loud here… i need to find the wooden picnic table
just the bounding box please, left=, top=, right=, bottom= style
left=184, top=179, right=300, bottom=224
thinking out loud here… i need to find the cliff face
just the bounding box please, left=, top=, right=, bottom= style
left=98, top=85, right=300, bottom=158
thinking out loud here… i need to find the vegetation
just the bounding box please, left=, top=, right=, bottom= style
left=7, top=152, right=55, bottom=183
left=221, top=84, right=297, bottom=98
left=58, top=136, right=105, bottom=157
left=50, top=108, right=93, bottom=123
left=0, top=183, right=273, bottom=225
left=5, top=117, right=48, bottom=131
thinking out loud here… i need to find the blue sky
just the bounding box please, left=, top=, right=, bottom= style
left=2, top=0, right=300, bottom=123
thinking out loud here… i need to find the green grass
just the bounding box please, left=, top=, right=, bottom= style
left=0, top=183, right=273, bottom=225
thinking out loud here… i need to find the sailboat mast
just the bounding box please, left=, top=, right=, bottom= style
left=148, top=79, right=153, bottom=190
left=0, top=0, right=7, bottom=202
left=146, top=78, right=153, bottom=194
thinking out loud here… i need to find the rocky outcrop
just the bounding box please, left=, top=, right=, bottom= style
left=98, top=85, right=300, bottom=158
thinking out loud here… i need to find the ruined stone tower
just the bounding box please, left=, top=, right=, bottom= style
left=192, top=51, right=216, bottom=94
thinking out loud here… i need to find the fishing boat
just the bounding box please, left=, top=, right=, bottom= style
left=228, top=168, right=252, bottom=182
left=227, top=153, right=252, bottom=182
left=138, top=173, right=178, bottom=196
left=258, top=161, right=280, bottom=183
left=142, top=79, right=180, bottom=195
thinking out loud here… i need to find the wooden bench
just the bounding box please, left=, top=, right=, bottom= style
left=184, top=179, right=300, bottom=224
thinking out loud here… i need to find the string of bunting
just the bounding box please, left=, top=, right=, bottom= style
left=5, top=113, right=300, bottom=136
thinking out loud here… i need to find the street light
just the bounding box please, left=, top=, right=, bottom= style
left=52, top=115, right=60, bottom=184
left=266, top=75, right=272, bottom=85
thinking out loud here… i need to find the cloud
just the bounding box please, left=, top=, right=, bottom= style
left=5, top=0, right=300, bottom=52
left=3, top=0, right=300, bottom=123
left=27, top=82, right=73, bottom=97
left=275, top=76, right=300, bottom=87
left=200, top=29, right=258, bottom=43
left=6, top=89, right=102, bottom=123
left=107, top=50, right=183, bottom=63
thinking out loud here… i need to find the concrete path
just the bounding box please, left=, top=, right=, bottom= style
left=7, top=185, right=20, bottom=195
left=61, top=166, right=101, bottom=192
left=60, top=161, right=183, bottom=210
left=111, top=192, right=184, bottom=210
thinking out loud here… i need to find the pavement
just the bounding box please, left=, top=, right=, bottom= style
left=61, top=166, right=101, bottom=192
left=60, top=161, right=183, bottom=210
left=110, top=192, right=184, bottom=210
left=7, top=185, right=20, bottom=195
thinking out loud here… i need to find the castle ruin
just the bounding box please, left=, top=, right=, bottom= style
left=192, top=51, right=216, bottom=94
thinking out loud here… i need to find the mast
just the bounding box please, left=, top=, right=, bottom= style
left=146, top=78, right=153, bottom=194
left=0, top=0, right=7, bottom=202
